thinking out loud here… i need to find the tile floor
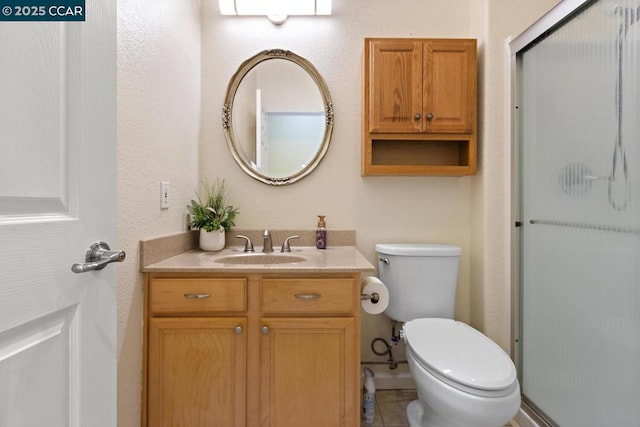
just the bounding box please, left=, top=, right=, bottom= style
left=360, top=390, right=521, bottom=427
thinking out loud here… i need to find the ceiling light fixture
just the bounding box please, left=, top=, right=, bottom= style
left=219, top=0, right=332, bottom=25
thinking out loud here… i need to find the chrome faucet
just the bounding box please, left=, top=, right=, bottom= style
left=262, top=229, right=273, bottom=253
left=236, top=235, right=254, bottom=252
left=281, top=235, right=300, bottom=252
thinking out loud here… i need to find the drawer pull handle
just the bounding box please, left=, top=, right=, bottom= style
left=183, top=293, right=210, bottom=299
left=294, top=293, right=321, bottom=300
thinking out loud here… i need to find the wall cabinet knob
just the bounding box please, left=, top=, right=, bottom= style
left=235, top=326, right=243, bottom=334
left=426, top=113, right=434, bottom=120
left=261, top=326, right=269, bottom=335
left=414, top=113, right=421, bottom=120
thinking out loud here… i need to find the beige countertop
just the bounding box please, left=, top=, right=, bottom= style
left=142, top=245, right=375, bottom=274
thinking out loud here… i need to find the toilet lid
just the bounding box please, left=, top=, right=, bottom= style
left=403, top=318, right=517, bottom=392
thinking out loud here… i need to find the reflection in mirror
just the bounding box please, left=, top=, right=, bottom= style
left=223, top=49, right=333, bottom=185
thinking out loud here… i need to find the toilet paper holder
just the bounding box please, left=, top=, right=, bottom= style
left=361, top=292, right=380, bottom=304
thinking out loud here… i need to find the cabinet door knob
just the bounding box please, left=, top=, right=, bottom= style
left=426, top=113, right=434, bottom=120
left=235, top=325, right=243, bottom=334
left=261, top=326, right=269, bottom=335
left=414, top=113, right=421, bottom=120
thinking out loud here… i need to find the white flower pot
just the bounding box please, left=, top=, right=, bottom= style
left=199, top=228, right=226, bottom=251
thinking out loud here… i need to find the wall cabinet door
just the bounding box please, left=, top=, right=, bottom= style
left=367, top=39, right=423, bottom=133
left=259, top=317, right=357, bottom=427
left=424, top=39, right=476, bottom=133
left=147, top=317, right=246, bottom=427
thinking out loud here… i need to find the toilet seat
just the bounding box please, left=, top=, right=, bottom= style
left=403, top=318, right=518, bottom=398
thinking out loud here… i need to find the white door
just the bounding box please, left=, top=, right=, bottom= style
left=0, top=1, right=117, bottom=426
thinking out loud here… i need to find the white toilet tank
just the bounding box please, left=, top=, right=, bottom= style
left=376, top=243, right=461, bottom=322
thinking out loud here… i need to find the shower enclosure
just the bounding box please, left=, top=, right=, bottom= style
left=511, top=0, right=640, bottom=425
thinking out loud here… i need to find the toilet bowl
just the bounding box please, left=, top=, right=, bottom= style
left=403, top=318, right=520, bottom=427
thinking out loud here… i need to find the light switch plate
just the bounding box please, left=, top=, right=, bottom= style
left=160, top=181, right=169, bottom=209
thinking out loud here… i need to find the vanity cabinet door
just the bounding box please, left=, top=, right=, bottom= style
left=147, top=317, right=246, bottom=427
left=259, top=317, right=357, bottom=427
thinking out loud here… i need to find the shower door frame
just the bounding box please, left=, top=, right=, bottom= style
left=507, top=0, right=593, bottom=424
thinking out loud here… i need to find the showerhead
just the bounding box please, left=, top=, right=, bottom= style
left=603, top=1, right=640, bottom=28
left=614, top=5, right=640, bottom=35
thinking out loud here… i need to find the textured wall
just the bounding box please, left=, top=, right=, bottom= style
left=116, top=0, right=200, bottom=425
left=469, top=0, right=561, bottom=349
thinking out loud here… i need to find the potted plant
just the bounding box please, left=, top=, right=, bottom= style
left=187, top=180, right=239, bottom=251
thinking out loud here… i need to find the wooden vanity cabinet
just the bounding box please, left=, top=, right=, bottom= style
left=362, top=38, right=477, bottom=176
left=144, top=274, right=361, bottom=427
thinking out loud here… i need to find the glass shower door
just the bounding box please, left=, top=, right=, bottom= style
left=518, top=0, right=640, bottom=424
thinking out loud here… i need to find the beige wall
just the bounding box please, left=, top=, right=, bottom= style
left=469, top=0, right=561, bottom=349
left=116, top=0, right=562, bottom=425
left=116, top=0, right=201, bottom=425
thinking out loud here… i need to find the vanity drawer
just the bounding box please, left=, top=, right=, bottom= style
left=149, top=278, right=247, bottom=315
left=261, top=278, right=355, bottom=315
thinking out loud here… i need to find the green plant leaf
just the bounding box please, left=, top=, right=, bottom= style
left=186, top=179, right=240, bottom=232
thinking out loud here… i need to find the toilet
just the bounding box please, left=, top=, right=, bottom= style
left=376, top=243, right=520, bottom=427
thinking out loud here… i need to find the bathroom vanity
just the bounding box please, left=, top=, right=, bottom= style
left=141, top=245, right=374, bottom=427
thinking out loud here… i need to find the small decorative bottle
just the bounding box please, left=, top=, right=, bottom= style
left=315, top=215, right=327, bottom=249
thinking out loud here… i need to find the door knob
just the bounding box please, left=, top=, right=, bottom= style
left=71, top=241, right=126, bottom=273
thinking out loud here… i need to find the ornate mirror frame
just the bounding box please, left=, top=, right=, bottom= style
left=222, top=49, right=334, bottom=185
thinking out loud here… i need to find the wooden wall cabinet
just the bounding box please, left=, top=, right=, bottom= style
left=143, top=274, right=360, bottom=427
left=362, top=38, right=478, bottom=176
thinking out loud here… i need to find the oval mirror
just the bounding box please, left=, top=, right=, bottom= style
left=222, top=49, right=334, bottom=185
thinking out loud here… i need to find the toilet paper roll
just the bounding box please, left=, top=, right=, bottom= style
left=361, top=277, right=389, bottom=315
